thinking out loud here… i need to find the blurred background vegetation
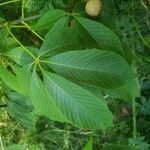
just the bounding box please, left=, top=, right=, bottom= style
left=0, top=0, right=150, bottom=149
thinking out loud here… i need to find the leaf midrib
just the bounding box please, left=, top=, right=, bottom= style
left=33, top=73, right=68, bottom=121
left=49, top=61, right=125, bottom=78
left=76, top=18, right=104, bottom=49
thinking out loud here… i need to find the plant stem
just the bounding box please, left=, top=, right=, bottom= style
left=132, top=98, right=137, bottom=139
left=21, top=0, right=25, bottom=18
left=0, top=15, right=41, bottom=29
left=10, top=25, right=27, bottom=28
left=0, top=0, right=20, bottom=7
left=131, top=0, right=137, bottom=140
left=22, top=21, right=44, bottom=41
left=5, top=23, right=37, bottom=60
left=0, top=135, right=4, bottom=150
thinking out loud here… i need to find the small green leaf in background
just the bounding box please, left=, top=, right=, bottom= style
left=6, top=91, right=36, bottom=130
left=83, top=137, right=93, bottom=150
left=102, top=144, right=137, bottom=150
left=5, top=144, right=27, bottom=150
left=29, top=145, right=41, bottom=150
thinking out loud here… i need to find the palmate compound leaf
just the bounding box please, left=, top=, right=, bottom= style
left=48, top=49, right=136, bottom=89
left=43, top=71, right=113, bottom=130
left=75, top=16, right=123, bottom=55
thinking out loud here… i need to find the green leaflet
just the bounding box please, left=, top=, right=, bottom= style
left=0, top=64, right=33, bottom=96
left=43, top=71, right=113, bottom=130
left=5, top=47, right=36, bottom=66
left=75, top=16, right=123, bottom=55
left=48, top=49, right=135, bottom=89
left=35, top=9, right=66, bottom=30
left=40, top=17, right=84, bottom=56
left=0, top=37, right=18, bottom=52
left=6, top=91, right=36, bottom=130
left=0, top=28, right=8, bottom=38
left=39, top=16, right=67, bottom=53
left=30, top=70, right=68, bottom=122
left=0, top=65, right=20, bottom=92
left=103, top=78, right=140, bottom=100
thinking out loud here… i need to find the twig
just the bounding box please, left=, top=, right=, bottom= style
left=132, top=98, right=137, bottom=139
left=0, top=15, right=41, bottom=29
left=5, top=23, right=37, bottom=60
left=0, top=0, right=20, bottom=7
left=0, top=135, right=4, bottom=150
left=22, top=21, right=44, bottom=41
left=21, top=0, right=25, bottom=19
left=131, top=0, right=137, bottom=140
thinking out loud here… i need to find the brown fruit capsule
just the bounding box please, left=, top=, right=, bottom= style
left=85, top=0, right=102, bottom=17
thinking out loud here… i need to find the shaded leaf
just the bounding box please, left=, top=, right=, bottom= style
left=6, top=91, right=36, bottom=130
left=35, top=9, right=66, bottom=30
left=75, top=16, right=123, bottom=55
